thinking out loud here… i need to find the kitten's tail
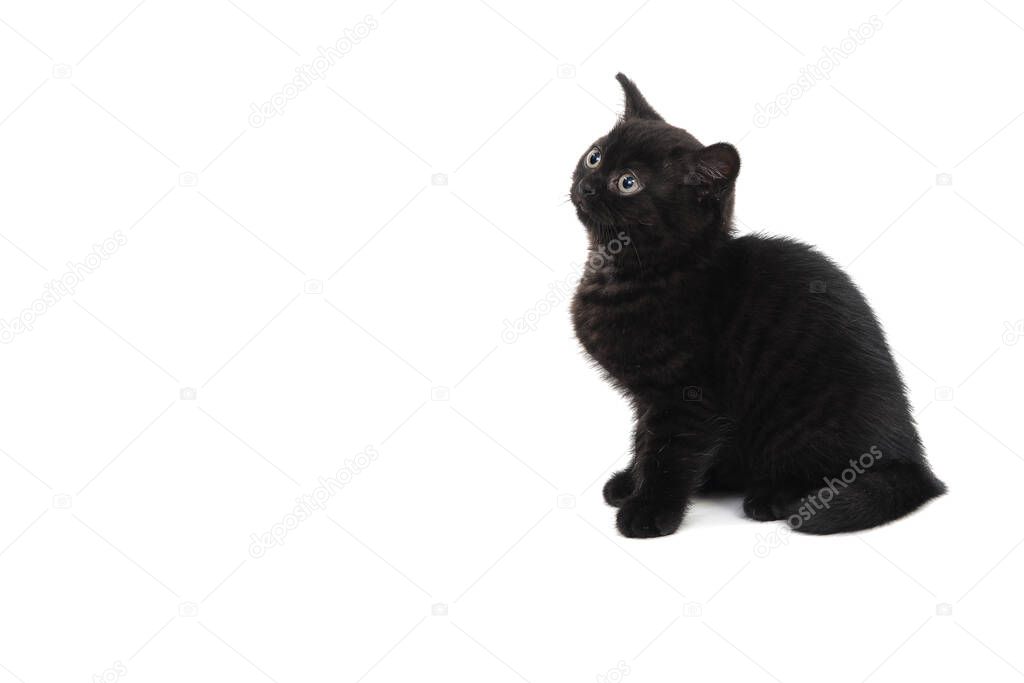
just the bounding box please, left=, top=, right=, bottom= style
left=785, top=462, right=946, bottom=535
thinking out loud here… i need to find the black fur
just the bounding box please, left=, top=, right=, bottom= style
left=571, top=73, right=945, bottom=538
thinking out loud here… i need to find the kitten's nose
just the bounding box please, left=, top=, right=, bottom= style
left=577, top=179, right=597, bottom=198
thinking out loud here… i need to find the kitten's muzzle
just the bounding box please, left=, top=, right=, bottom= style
left=573, top=179, right=597, bottom=210
left=577, top=179, right=597, bottom=198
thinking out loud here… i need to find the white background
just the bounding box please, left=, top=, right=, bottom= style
left=1, top=1, right=1023, bottom=681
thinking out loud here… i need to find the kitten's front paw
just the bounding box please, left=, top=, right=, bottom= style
left=616, top=498, right=684, bottom=538
left=602, top=470, right=635, bottom=507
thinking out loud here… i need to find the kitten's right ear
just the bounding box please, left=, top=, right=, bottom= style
left=615, top=73, right=663, bottom=121
left=681, top=143, right=741, bottom=192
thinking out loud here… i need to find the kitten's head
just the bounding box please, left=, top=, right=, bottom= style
left=570, top=74, right=740, bottom=246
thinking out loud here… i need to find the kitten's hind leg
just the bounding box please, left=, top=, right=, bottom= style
left=742, top=484, right=802, bottom=522
left=603, top=469, right=635, bottom=507
left=781, top=462, right=946, bottom=534
left=742, top=488, right=781, bottom=521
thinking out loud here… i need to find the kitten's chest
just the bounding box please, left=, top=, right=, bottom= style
left=572, top=270, right=690, bottom=385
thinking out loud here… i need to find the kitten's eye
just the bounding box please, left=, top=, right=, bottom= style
left=585, top=148, right=602, bottom=168
left=617, top=172, right=641, bottom=194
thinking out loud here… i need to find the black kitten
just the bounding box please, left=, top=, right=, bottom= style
left=571, top=74, right=945, bottom=538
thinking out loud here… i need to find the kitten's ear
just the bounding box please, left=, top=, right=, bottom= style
left=615, top=73, right=663, bottom=121
left=682, top=143, right=740, bottom=190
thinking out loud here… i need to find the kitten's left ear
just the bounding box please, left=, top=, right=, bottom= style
left=615, top=73, right=663, bottom=121
left=682, top=143, right=741, bottom=191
